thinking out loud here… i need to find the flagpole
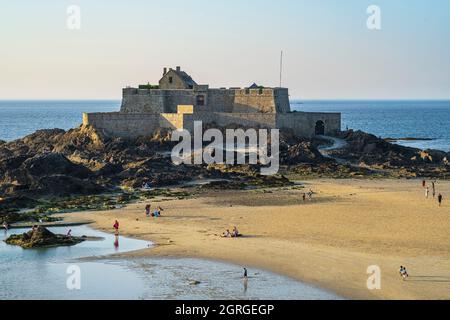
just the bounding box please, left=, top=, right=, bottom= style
left=279, top=50, right=283, bottom=88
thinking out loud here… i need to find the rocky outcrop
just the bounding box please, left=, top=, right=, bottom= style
left=331, top=130, right=449, bottom=177
left=337, top=130, right=447, bottom=165
left=281, top=140, right=329, bottom=165
left=5, top=226, right=84, bottom=249
left=1, top=126, right=449, bottom=214
left=0, top=126, right=294, bottom=205
left=0, top=153, right=103, bottom=198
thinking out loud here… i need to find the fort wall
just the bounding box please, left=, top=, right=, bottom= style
left=183, top=112, right=277, bottom=133
left=85, top=112, right=339, bottom=139
left=82, top=112, right=161, bottom=138
left=121, top=87, right=291, bottom=115
left=120, top=88, right=165, bottom=114
left=87, top=68, right=341, bottom=139
left=233, top=88, right=290, bottom=113
left=277, top=112, right=342, bottom=137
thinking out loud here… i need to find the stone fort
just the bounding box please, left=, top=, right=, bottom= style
left=83, top=66, right=341, bottom=138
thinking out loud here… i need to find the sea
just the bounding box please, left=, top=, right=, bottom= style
left=294, top=100, right=450, bottom=152
left=0, top=100, right=449, bottom=152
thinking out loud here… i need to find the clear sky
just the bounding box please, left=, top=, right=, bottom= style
left=0, top=0, right=449, bottom=100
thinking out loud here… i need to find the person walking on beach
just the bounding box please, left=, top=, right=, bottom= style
left=243, top=268, right=248, bottom=279
left=422, top=180, right=426, bottom=188
left=67, top=229, right=72, bottom=238
left=425, top=187, right=430, bottom=199
left=113, top=220, right=120, bottom=235
left=432, top=181, right=436, bottom=197
left=2, top=221, right=9, bottom=232
left=438, top=194, right=443, bottom=207
left=307, top=189, right=314, bottom=201
left=145, top=204, right=151, bottom=217
left=302, top=193, right=306, bottom=202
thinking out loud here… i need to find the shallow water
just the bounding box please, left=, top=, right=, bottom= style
left=0, top=226, right=341, bottom=300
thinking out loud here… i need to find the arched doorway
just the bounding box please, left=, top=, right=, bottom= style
left=196, top=95, right=205, bottom=106
left=315, top=120, right=325, bottom=135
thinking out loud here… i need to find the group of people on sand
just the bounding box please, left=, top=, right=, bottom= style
left=222, top=226, right=242, bottom=238
left=145, top=204, right=164, bottom=218
left=399, top=266, right=409, bottom=281
left=142, top=182, right=151, bottom=190
left=422, top=179, right=443, bottom=206
left=302, top=189, right=314, bottom=202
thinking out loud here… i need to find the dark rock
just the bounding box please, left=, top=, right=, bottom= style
left=5, top=226, right=84, bottom=249
left=334, top=130, right=449, bottom=177
left=29, top=175, right=106, bottom=197
left=22, top=153, right=91, bottom=178
left=281, top=140, right=328, bottom=165
left=95, top=163, right=124, bottom=177
left=0, top=196, right=38, bottom=211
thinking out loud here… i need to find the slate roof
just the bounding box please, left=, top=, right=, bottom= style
left=173, top=70, right=197, bottom=87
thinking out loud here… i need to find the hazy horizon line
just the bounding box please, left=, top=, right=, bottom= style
left=1, top=98, right=450, bottom=102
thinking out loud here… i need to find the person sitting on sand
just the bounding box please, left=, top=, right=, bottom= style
left=222, top=230, right=231, bottom=238
left=399, top=266, right=405, bottom=280
left=152, top=207, right=164, bottom=217
left=142, top=182, right=151, bottom=190
left=232, top=226, right=241, bottom=238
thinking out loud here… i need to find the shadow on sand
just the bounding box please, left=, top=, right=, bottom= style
left=407, top=276, right=450, bottom=283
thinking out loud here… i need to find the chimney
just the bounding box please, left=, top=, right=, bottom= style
left=163, top=67, right=167, bottom=76
left=176, top=66, right=181, bottom=72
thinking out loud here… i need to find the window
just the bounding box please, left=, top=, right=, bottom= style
left=169, top=77, right=173, bottom=84
left=196, top=95, right=205, bottom=106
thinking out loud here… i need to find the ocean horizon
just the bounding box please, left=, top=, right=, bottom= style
left=1, top=99, right=450, bottom=152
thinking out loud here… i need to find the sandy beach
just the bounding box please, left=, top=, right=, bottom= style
left=66, top=179, right=450, bottom=300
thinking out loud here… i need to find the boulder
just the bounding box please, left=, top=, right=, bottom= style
left=22, top=153, right=92, bottom=178
left=5, top=226, right=84, bottom=249
left=281, top=140, right=328, bottom=165
left=29, top=175, right=106, bottom=197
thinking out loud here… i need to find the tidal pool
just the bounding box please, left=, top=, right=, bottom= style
left=0, top=226, right=341, bottom=300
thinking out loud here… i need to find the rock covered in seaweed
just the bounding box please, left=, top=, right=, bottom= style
left=5, top=226, right=84, bottom=249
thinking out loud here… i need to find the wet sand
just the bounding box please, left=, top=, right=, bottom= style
left=65, top=179, right=450, bottom=300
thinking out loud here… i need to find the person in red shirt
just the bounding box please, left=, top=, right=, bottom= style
left=113, top=220, right=120, bottom=235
